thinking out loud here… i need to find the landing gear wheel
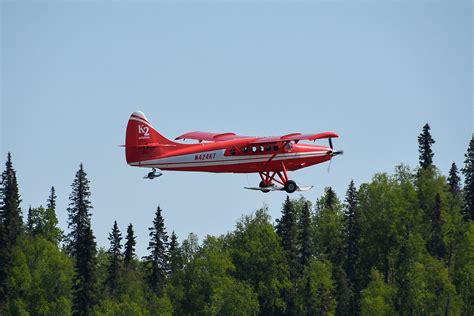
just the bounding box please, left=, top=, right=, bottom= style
left=259, top=181, right=271, bottom=193
left=284, top=180, right=297, bottom=193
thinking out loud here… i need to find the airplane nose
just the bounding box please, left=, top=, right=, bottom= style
left=331, top=150, right=344, bottom=157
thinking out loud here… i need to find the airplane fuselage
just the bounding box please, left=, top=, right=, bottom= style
left=128, top=139, right=332, bottom=173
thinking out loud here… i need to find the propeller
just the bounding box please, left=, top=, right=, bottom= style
left=327, top=138, right=344, bottom=173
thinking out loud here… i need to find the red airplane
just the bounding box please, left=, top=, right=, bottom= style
left=124, top=111, right=343, bottom=193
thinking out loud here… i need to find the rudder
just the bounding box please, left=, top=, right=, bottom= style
left=125, top=111, right=177, bottom=165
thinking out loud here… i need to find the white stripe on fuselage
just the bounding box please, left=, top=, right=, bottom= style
left=129, top=150, right=328, bottom=169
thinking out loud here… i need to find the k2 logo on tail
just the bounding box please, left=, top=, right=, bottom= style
left=138, top=125, right=150, bottom=139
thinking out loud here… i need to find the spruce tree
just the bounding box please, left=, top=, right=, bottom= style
left=323, top=187, right=337, bottom=210
left=124, top=223, right=136, bottom=268
left=447, top=162, right=461, bottom=196
left=144, top=206, right=169, bottom=296
left=333, top=265, right=352, bottom=316
left=428, top=193, right=445, bottom=259
left=276, top=196, right=299, bottom=314
left=106, top=221, right=122, bottom=296
left=418, top=123, right=435, bottom=169
left=0, top=152, right=23, bottom=245
left=26, top=205, right=34, bottom=233
left=344, top=181, right=359, bottom=285
left=67, top=163, right=93, bottom=257
left=67, top=164, right=98, bottom=315
left=47, top=186, right=57, bottom=210
left=0, top=219, right=9, bottom=313
left=169, top=231, right=181, bottom=275
left=461, top=137, right=474, bottom=220
left=44, top=187, right=63, bottom=245
left=276, top=196, right=299, bottom=282
left=298, top=202, right=312, bottom=270
left=344, top=180, right=359, bottom=314
left=0, top=153, right=22, bottom=313
left=73, top=225, right=98, bottom=316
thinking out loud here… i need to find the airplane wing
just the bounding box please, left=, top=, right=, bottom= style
left=250, top=132, right=339, bottom=144
left=175, top=132, right=253, bottom=142
left=175, top=131, right=338, bottom=144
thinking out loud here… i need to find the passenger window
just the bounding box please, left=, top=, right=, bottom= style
left=230, top=148, right=236, bottom=155
left=273, top=145, right=279, bottom=151
left=265, top=146, right=271, bottom=152
left=259, top=146, right=264, bottom=152
left=252, top=146, right=257, bottom=153
left=243, top=147, right=249, bottom=153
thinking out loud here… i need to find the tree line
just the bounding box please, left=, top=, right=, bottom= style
left=0, top=124, right=472, bottom=315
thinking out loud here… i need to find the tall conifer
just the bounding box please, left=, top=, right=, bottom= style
left=0, top=153, right=22, bottom=312
left=447, top=163, right=461, bottom=196
left=145, top=206, right=169, bottom=295
left=418, top=123, right=435, bottom=169
left=326, top=187, right=336, bottom=211
left=106, top=221, right=122, bottom=296
left=461, top=137, right=474, bottom=220
left=124, top=223, right=136, bottom=268
left=47, top=186, right=57, bottom=210
left=276, top=196, right=299, bottom=282
left=344, top=180, right=359, bottom=285
left=344, top=180, right=359, bottom=314
left=169, top=231, right=181, bottom=275
left=73, top=225, right=98, bottom=316
left=0, top=152, right=23, bottom=244
left=67, top=164, right=98, bottom=315
left=428, top=193, right=445, bottom=259
left=298, top=202, right=312, bottom=270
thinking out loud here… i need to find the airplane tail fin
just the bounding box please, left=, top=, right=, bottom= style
left=125, top=111, right=178, bottom=165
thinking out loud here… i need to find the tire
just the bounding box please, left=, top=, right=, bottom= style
left=259, top=181, right=271, bottom=193
left=284, top=180, right=297, bottom=193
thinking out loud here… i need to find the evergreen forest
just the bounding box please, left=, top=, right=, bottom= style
left=0, top=124, right=473, bottom=316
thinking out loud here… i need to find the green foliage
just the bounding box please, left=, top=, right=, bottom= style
left=298, top=201, right=312, bottom=270
left=453, top=222, right=474, bottom=315
left=428, top=193, right=446, bottom=259
left=313, top=187, right=344, bottom=264
left=295, top=258, right=335, bottom=316
left=230, top=208, right=291, bottom=315
left=7, top=235, right=73, bottom=315
left=26, top=205, right=63, bottom=245
left=360, top=270, right=396, bottom=316
left=206, top=279, right=259, bottom=316
left=179, top=235, right=236, bottom=315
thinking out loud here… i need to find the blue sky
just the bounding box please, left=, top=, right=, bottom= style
left=2, top=1, right=472, bottom=256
